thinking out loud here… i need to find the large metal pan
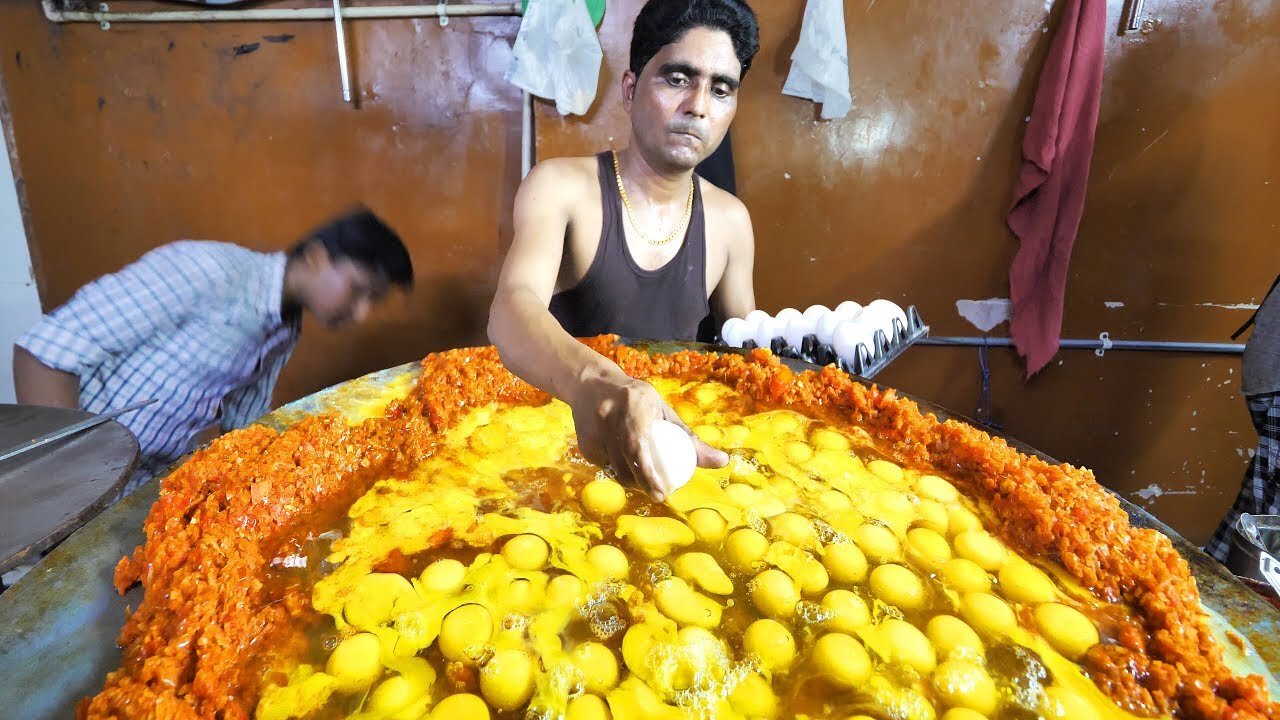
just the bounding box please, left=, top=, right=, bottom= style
left=0, top=341, right=1275, bottom=719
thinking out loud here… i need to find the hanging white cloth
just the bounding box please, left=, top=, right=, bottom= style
left=506, top=0, right=603, bottom=116
left=782, top=0, right=852, bottom=119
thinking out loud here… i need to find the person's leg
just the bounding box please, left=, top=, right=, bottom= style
left=1205, top=391, right=1280, bottom=562
left=1255, top=392, right=1280, bottom=516
left=1206, top=455, right=1262, bottom=561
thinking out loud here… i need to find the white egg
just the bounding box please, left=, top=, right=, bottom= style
left=649, top=419, right=697, bottom=496
left=814, top=311, right=842, bottom=345
left=753, top=318, right=785, bottom=348
left=864, top=299, right=908, bottom=340
left=815, top=306, right=859, bottom=345
left=744, top=309, right=772, bottom=326
left=832, top=319, right=879, bottom=366
left=774, top=308, right=803, bottom=326
left=803, top=305, right=831, bottom=324
left=835, top=301, right=863, bottom=316
left=721, top=318, right=751, bottom=347
left=783, top=315, right=816, bottom=348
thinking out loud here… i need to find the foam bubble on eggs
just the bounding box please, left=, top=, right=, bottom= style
left=649, top=419, right=697, bottom=496
left=720, top=317, right=752, bottom=348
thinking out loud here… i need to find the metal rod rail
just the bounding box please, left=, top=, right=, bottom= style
left=919, top=335, right=1244, bottom=355
left=42, top=1, right=522, bottom=24
left=331, top=0, right=352, bottom=103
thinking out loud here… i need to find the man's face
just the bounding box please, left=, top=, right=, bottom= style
left=624, top=27, right=742, bottom=172
left=301, top=247, right=389, bottom=328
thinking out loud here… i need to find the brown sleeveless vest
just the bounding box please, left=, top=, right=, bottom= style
left=549, top=152, right=710, bottom=341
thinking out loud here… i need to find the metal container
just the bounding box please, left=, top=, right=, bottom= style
left=0, top=342, right=1276, bottom=718
left=1230, top=515, right=1280, bottom=587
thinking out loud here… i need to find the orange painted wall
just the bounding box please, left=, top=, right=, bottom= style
left=0, top=1, right=524, bottom=402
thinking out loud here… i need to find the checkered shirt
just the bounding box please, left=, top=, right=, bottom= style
left=1206, top=391, right=1280, bottom=562
left=16, top=241, right=301, bottom=495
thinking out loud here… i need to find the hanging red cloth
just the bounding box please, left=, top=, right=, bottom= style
left=1007, top=0, right=1107, bottom=375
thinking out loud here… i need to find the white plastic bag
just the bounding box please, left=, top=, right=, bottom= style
left=956, top=298, right=1012, bottom=333
left=506, top=0, right=603, bottom=116
left=782, top=0, right=852, bottom=120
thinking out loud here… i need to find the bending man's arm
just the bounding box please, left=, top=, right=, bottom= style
left=14, top=242, right=209, bottom=411
left=13, top=345, right=79, bottom=409
left=488, top=163, right=623, bottom=409
left=488, top=162, right=726, bottom=501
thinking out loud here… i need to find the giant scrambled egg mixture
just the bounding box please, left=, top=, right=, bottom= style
left=256, top=378, right=1145, bottom=720
left=84, top=343, right=1277, bottom=720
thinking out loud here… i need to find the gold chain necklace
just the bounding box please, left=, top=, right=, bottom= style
left=612, top=150, right=694, bottom=247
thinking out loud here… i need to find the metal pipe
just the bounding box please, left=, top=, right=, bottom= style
left=1126, top=0, right=1146, bottom=31
left=919, top=335, right=1244, bottom=355
left=42, top=1, right=522, bottom=24
left=521, top=90, right=533, bottom=178
left=331, top=0, right=352, bottom=103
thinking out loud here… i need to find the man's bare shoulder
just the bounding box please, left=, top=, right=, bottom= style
left=522, top=156, right=600, bottom=195
left=699, top=179, right=753, bottom=236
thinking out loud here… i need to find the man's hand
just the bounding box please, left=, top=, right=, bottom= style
left=188, top=424, right=222, bottom=452
left=568, top=373, right=728, bottom=502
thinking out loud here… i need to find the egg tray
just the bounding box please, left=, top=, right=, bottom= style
left=726, top=305, right=929, bottom=380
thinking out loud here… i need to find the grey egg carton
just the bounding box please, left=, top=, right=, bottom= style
left=728, top=306, right=929, bottom=380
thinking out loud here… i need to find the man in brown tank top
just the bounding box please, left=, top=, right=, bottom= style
left=489, top=0, right=760, bottom=502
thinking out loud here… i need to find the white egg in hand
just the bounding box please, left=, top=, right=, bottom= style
left=649, top=419, right=697, bottom=497
left=721, top=317, right=751, bottom=347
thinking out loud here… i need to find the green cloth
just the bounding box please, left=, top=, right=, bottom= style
left=523, top=0, right=605, bottom=27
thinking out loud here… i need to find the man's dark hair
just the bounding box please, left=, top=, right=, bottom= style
left=629, top=0, right=760, bottom=79
left=292, top=207, right=413, bottom=289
